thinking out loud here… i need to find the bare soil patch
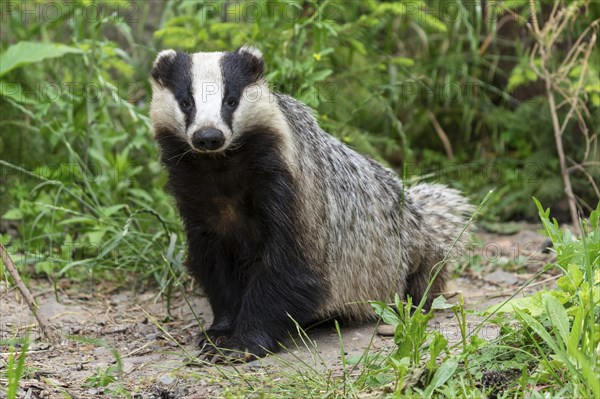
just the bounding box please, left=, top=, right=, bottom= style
left=0, top=224, right=556, bottom=398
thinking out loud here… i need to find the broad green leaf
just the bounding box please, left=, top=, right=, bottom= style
left=129, top=188, right=154, bottom=204
left=34, top=261, right=55, bottom=276
left=542, top=294, right=569, bottom=347
left=557, top=264, right=584, bottom=293
left=567, top=305, right=584, bottom=353
left=514, top=307, right=561, bottom=355
left=431, top=295, right=454, bottom=310
left=508, top=63, right=538, bottom=91
left=424, top=357, right=458, bottom=398
left=485, top=294, right=544, bottom=316
left=502, top=0, right=529, bottom=10
left=392, top=57, right=415, bottom=67
left=0, top=81, right=37, bottom=104
left=427, top=332, right=448, bottom=372
left=101, top=204, right=127, bottom=218
left=374, top=3, right=447, bottom=32
left=571, top=347, right=600, bottom=398
left=0, top=41, right=83, bottom=77
left=310, top=69, right=332, bottom=82
left=370, top=301, right=400, bottom=326
left=2, top=208, right=22, bottom=220
left=85, top=230, right=106, bottom=244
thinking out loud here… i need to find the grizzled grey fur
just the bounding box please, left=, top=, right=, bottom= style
left=274, top=92, right=472, bottom=320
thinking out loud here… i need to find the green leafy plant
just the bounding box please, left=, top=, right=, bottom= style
left=84, top=365, right=120, bottom=388
left=6, top=337, right=29, bottom=399
left=485, top=198, right=599, bottom=396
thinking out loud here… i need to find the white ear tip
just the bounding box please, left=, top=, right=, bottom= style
left=154, top=49, right=177, bottom=67
left=239, top=45, right=263, bottom=59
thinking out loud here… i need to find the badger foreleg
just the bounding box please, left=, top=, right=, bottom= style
left=200, top=241, right=323, bottom=363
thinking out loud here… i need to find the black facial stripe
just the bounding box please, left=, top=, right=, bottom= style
left=151, top=51, right=196, bottom=128
left=220, top=50, right=264, bottom=129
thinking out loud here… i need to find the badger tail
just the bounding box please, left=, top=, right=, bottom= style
left=403, top=183, right=474, bottom=309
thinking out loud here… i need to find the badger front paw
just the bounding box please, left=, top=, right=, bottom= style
left=197, top=328, right=231, bottom=350
left=198, top=334, right=272, bottom=364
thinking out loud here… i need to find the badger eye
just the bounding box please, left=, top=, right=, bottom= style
left=225, top=97, right=237, bottom=108
left=180, top=98, right=192, bottom=110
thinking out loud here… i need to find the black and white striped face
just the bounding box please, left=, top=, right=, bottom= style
left=150, top=46, right=268, bottom=153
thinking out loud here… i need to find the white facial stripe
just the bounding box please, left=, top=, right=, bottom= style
left=188, top=52, right=232, bottom=141
left=150, top=79, right=186, bottom=136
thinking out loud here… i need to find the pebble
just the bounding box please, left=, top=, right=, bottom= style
left=376, top=324, right=395, bottom=336
left=244, top=359, right=263, bottom=370
left=159, top=374, right=176, bottom=385
left=485, top=269, right=519, bottom=286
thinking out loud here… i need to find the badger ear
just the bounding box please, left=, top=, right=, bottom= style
left=238, top=45, right=263, bottom=60
left=236, top=45, right=265, bottom=81
left=151, top=49, right=180, bottom=86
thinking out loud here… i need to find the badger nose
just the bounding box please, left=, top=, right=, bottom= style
left=192, top=128, right=225, bottom=151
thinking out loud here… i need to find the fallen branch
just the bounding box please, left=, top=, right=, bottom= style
left=0, top=243, right=55, bottom=341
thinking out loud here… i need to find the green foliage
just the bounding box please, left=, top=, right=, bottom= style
left=366, top=295, right=467, bottom=396
left=0, top=1, right=183, bottom=289
left=6, top=337, right=29, bottom=399
left=483, top=199, right=600, bottom=397
left=0, top=41, right=84, bottom=77
left=360, top=198, right=599, bottom=397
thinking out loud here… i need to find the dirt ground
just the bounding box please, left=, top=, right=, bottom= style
left=0, top=224, right=557, bottom=398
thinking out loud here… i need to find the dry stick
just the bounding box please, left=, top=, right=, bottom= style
left=546, top=75, right=580, bottom=235
left=558, top=33, right=597, bottom=138
left=427, top=110, right=454, bottom=161
left=0, top=243, right=54, bottom=341
left=568, top=161, right=600, bottom=198
left=529, top=0, right=581, bottom=235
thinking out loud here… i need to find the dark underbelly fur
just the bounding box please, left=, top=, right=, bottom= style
left=156, top=129, right=324, bottom=358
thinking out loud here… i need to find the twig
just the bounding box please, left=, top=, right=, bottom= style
left=528, top=0, right=592, bottom=235
left=427, top=110, right=454, bottom=160
left=567, top=160, right=600, bottom=198
left=559, top=33, right=597, bottom=137
left=0, top=243, right=55, bottom=341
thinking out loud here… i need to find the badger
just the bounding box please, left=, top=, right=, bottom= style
left=149, top=46, right=472, bottom=362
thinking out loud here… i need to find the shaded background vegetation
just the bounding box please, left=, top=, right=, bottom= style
left=0, top=0, right=598, bottom=284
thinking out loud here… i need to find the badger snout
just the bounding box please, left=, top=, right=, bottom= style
left=192, top=128, right=225, bottom=151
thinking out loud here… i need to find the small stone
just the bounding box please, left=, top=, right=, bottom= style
left=30, top=342, right=51, bottom=351
left=244, top=359, right=263, bottom=370
left=376, top=324, right=395, bottom=336
left=485, top=269, right=519, bottom=286
left=159, top=373, right=175, bottom=385
left=122, top=361, right=135, bottom=373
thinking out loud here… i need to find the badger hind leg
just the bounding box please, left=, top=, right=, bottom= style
left=405, top=258, right=448, bottom=310
left=403, top=183, right=473, bottom=309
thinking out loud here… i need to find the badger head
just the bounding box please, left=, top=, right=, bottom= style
left=150, top=46, right=274, bottom=154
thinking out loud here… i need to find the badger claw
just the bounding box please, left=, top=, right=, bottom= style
left=198, top=334, right=227, bottom=349
left=197, top=329, right=231, bottom=349
left=198, top=344, right=253, bottom=364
